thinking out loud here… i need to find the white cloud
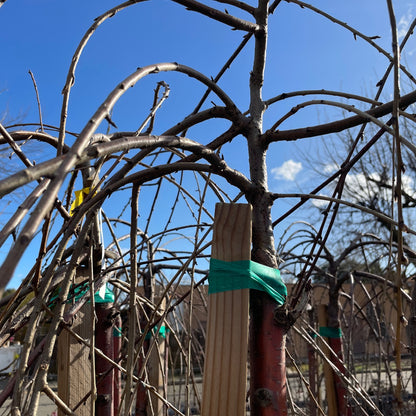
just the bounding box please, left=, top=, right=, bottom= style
left=344, top=172, right=416, bottom=203
left=311, top=194, right=329, bottom=209
left=271, top=160, right=302, bottom=181
left=310, top=172, right=416, bottom=211
left=398, top=7, right=414, bottom=39
left=323, top=163, right=339, bottom=174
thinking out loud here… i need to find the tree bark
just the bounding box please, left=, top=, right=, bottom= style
left=247, top=2, right=288, bottom=415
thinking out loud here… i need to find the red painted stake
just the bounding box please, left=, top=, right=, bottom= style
left=307, top=309, right=318, bottom=416
left=250, top=290, right=287, bottom=416
left=163, top=329, right=169, bottom=416
left=113, top=313, right=122, bottom=415
left=135, top=339, right=149, bottom=416
left=95, top=303, right=115, bottom=416
left=329, top=337, right=351, bottom=416
left=307, top=342, right=318, bottom=416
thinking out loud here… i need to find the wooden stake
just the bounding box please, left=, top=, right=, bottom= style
left=113, top=313, right=122, bottom=415
left=201, top=203, right=251, bottom=416
left=57, top=301, right=92, bottom=416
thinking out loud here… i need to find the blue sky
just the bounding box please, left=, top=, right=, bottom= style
left=0, top=0, right=415, bottom=287
left=1, top=1, right=414, bottom=168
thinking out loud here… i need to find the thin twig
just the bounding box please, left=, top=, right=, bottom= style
left=42, top=384, right=76, bottom=416
left=28, top=70, right=44, bottom=132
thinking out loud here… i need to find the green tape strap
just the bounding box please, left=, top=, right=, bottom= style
left=48, top=283, right=115, bottom=306
left=72, top=283, right=115, bottom=304
left=319, top=326, right=342, bottom=338
left=208, top=259, right=287, bottom=306
left=113, top=327, right=122, bottom=338
left=93, top=285, right=115, bottom=304
left=145, top=325, right=168, bottom=340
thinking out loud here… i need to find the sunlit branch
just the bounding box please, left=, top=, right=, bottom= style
left=0, top=134, right=248, bottom=197
left=0, top=123, right=34, bottom=168
left=271, top=192, right=416, bottom=237
left=28, top=70, right=44, bottom=133
left=171, top=0, right=258, bottom=32
left=265, top=89, right=383, bottom=107
left=268, top=0, right=282, bottom=15
left=212, top=0, right=255, bottom=15
left=137, top=81, right=170, bottom=135
left=268, top=99, right=398, bottom=133
left=262, top=89, right=416, bottom=144
left=0, top=62, right=243, bottom=284
left=183, top=32, right=252, bottom=134
left=0, top=130, right=68, bottom=151
left=58, top=0, right=148, bottom=155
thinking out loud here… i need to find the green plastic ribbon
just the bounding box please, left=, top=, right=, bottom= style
left=208, top=259, right=287, bottom=306
left=49, top=283, right=115, bottom=305
left=73, top=283, right=115, bottom=304
left=113, top=327, right=123, bottom=338
left=319, top=326, right=342, bottom=339
left=145, top=325, right=168, bottom=340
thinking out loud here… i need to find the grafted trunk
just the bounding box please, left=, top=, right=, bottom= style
left=246, top=3, right=289, bottom=412
left=249, top=190, right=288, bottom=416
left=250, top=291, right=287, bottom=416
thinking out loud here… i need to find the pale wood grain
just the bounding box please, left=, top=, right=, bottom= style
left=201, top=203, right=251, bottom=416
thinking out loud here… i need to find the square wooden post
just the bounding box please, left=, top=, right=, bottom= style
left=57, top=302, right=92, bottom=416
left=201, top=203, right=251, bottom=416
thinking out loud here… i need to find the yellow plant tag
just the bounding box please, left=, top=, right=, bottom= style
left=70, top=187, right=90, bottom=216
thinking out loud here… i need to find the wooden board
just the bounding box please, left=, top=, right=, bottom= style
left=57, top=299, right=92, bottom=415
left=201, top=203, right=251, bottom=416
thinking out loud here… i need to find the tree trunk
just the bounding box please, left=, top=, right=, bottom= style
left=250, top=291, right=287, bottom=415
left=95, top=303, right=115, bottom=416
left=410, top=280, right=416, bottom=404
left=247, top=2, right=288, bottom=414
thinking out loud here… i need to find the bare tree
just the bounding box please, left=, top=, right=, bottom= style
left=0, top=1, right=415, bottom=415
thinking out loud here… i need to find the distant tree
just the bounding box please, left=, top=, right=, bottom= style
left=293, top=91, right=416, bottom=409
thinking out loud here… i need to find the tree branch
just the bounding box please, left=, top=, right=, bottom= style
left=271, top=192, right=416, bottom=237
left=0, top=133, right=247, bottom=197
left=265, top=89, right=383, bottom=107
left=212, top=0, right=255, bottom=15
left=171, top=0, right=258, bottom=31
left=262, top=89, right=416, bottom=144
left=58, top=0, right=148, bottom=155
